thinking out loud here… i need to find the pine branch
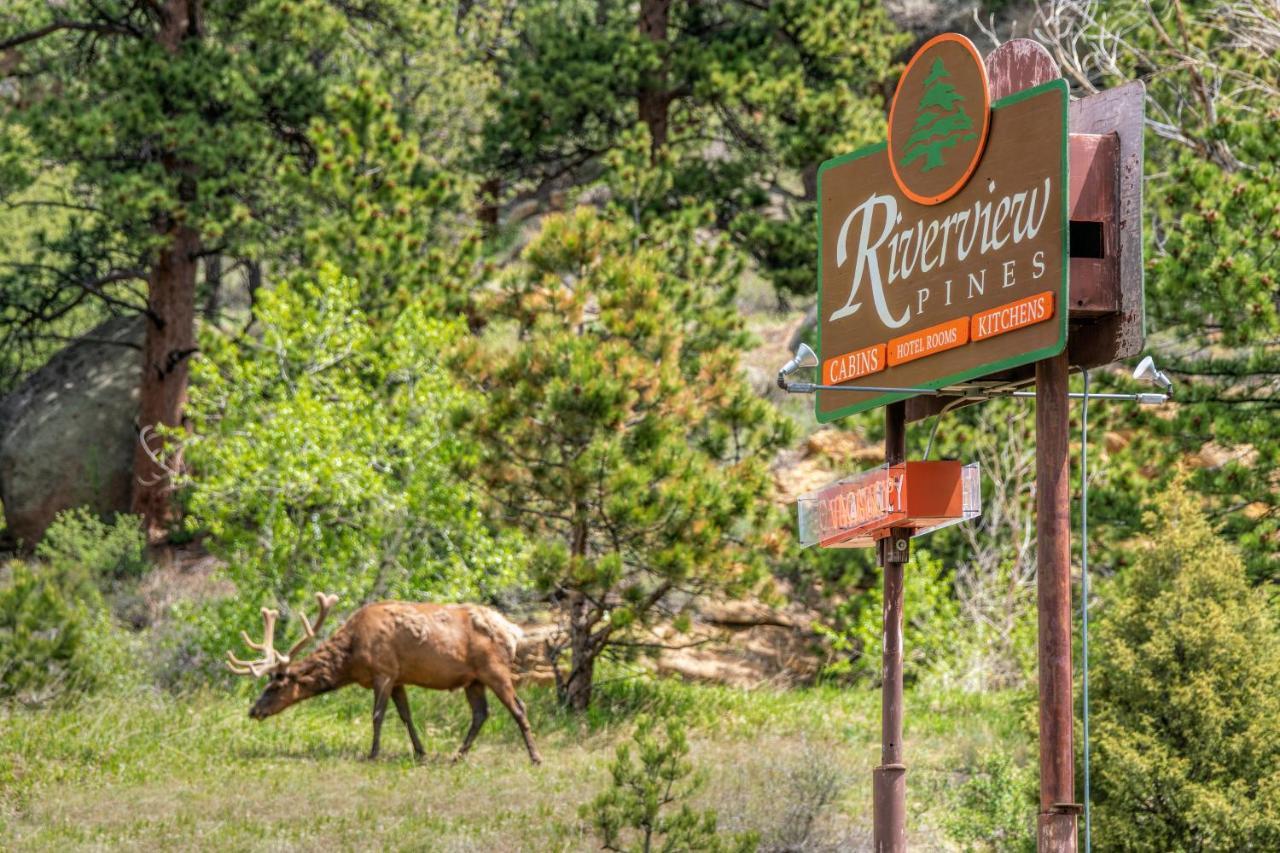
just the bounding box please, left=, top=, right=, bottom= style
left=0, top=20, right=138, bottom=51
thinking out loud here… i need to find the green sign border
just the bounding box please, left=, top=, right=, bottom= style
left=815, top=78, right=1069, bottom=423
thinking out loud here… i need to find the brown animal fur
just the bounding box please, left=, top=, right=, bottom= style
left=242, top=601, right=541, bottom=764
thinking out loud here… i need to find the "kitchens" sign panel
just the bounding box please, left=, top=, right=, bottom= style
left=816, top=34, right=1067, bottom=421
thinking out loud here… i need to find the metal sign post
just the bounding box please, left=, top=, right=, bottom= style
left=874, top=401, right=909, bottom=852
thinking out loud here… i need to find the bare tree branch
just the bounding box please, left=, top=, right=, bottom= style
left=0, top=20, right=137, bottom=51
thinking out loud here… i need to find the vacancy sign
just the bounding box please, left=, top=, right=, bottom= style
left=816, top=33, right=1068, bottom=421
left=797, top=461, right=982, bottom=548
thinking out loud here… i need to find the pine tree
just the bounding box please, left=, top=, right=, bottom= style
left=585, top=715, right=758, bottom=853
left=1089, top=475, right=1280, bottom=849
left=481, top=0, right=908, bottom=301
left=455, top=205, right=793, bottom=711
left=899, top=58, right=978, bottom=173
left=1037, top=0, right=1280, bottom=585
left=283, top=73, right=481, bottom=320
left=0, top=1, right=433, bottom=537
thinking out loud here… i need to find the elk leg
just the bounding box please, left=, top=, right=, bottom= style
left=486, top=674, right=542, bottom=765
left=369, top=679, right=392, bottom=760
left=391, top=685, right=425, bottom=758
left=453, top=682, right=488, bottom=761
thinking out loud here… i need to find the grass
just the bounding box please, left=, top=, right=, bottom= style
left=0, top=676, right=1028, bottom=851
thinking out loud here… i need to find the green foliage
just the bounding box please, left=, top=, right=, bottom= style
left=1089, top=475, right=1280, bottom=850
left=584, top=714, right=758, bottom=853
left=0, top=158, right=108, bottom=393
left=0, top=0, right=340, bottom=312
left=458, top=206, right=793, bottom=708
left=815, top=549, right=960, bottom=684
left=1039, top=0, right=1280, bottom=583
left=0, top=510, right=139, bottom=704
left=0, top=562, right=106, bottom=705
left=286, top=72, right=480, bottom=316
left=484, top=0, right=907, bottom=298
left=943, top=753, right=1036, bottom=853
left=180, top=265, right=522, bottom=656
left=1143, top=140, right=1280, bottom=583
left=34, top=508, right=148, bottom=584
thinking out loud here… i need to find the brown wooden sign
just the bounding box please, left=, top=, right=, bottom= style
left=816, top=36, right=1068, bottom=422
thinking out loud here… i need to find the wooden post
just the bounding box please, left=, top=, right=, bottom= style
left=873, top=400, right=909, bottom=852
left=983, top=40, right=1079, bottom=852
left=1036, top=353, right=1078, bottom=850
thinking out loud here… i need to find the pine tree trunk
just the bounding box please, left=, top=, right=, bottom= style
left=131, top=0, right=201, bottom=540
left=637, top=0, right=671, bottom=154
left=477, top=176, right=500, bottom=232
left=562, top=589, right=602, bottom=712
left=131, top=224, right=199, bottom=539
left=565, top=628, right=597, bottom=712
left=202, top=254, right=222, bottom=322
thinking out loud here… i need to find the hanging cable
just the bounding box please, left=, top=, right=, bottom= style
left=923, top=397, right=971, bottom=461
left=1081, top=369, right=1093, bottom=852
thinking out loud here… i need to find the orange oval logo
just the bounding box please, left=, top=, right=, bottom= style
left=887, top=33, right=990, bottom=206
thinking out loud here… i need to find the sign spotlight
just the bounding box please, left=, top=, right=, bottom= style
left=776, top=343, right=818, bottom=389
left=1132, top=355, right=1173, bottom=392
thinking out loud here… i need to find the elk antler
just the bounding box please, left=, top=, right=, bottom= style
left=226, top=607, right=286, bottom=676
left=284, top=592, right=339, bottom=660
left=225, top=594, right=339, bottom=677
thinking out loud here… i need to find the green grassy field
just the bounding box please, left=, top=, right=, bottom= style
left=0, top=678, right=1028, bottom=851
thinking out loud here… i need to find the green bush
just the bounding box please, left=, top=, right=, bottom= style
left=35, top=508, right=148, bottom=584
left=0, top=510, right=139, bottom=704
left=815, top=548, right=960, bottom=684
left=943, top=753, right=1036, bottom=852
left=180, top=267, right=525, bottom=657
left=584, top=714, right=758, bottom=853
left=1089, top=475, right=1280, bottom=850
left=0, top=561, right=104, bottom=704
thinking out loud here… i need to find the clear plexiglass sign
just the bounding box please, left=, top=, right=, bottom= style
left=797, top=461, right=981, bottom=549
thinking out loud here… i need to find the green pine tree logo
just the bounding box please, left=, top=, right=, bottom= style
left=898, top=57, right=978, bottom=172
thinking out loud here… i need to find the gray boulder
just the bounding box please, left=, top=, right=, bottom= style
left=0, top=315, right=144, bottom=547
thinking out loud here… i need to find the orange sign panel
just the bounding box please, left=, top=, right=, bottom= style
left=797, top=461, right=981, bottom=549
left=824, top=343, right=887, bottom=384
left=971, top=291, right=1055, bottom=340
left=887, top=317, right=970, bottom=367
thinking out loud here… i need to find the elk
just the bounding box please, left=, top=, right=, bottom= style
left=227, top=592, right=541, bottom=764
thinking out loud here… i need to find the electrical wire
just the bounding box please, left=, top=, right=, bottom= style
left=923, top=397, right=971, bottom=460
left=1081, top=369, right=1093, bottom=852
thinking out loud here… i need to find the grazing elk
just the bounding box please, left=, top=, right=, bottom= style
left=227, top=593, right=541, bottom=764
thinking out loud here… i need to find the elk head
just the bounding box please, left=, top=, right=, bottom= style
left=226, top=592, right=339, bottom=720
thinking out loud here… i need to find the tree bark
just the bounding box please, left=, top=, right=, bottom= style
left=561, top=589, right=601, bottom=711
left=132, top=224, right=199, bottom=539
left=477, top=175, right=500, bottom=233
left=131, top=0, right=201, bottom=539
left=637, top=0, right=671, bottom=155
left=202, top=254, right=221, bottom=322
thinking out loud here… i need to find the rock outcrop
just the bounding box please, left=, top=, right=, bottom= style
left=513, top=597, right=824, bottom=690
left=0, top=314, right=144, bottom=546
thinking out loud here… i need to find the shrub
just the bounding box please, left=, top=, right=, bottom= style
left=757, top=741, right=846, bottom=852
left=34, top=508, right=148, bottom=584
left=0, top=510, right=139, bottom=704
left=180, top=267, right=524, bottom=666
left=585, top=714, right=758, bottom=853
left=943, top=753, right=1036, bottom=852
left=1089, top=475, right=1280, bottom=850
left=815, top=548, right=959, bottom=684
